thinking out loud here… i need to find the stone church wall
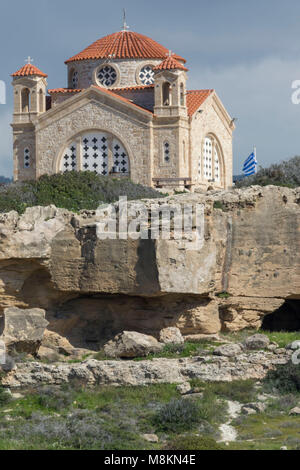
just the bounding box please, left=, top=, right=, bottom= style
left=190, top=94, right=233, bottom=190
left=35, top=98, right=153, bottom=186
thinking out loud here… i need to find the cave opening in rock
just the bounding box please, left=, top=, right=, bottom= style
left=261, top=300, right=300, bottom=332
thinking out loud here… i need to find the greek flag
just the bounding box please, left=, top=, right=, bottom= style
left=243, top=151, right=258, bottom=176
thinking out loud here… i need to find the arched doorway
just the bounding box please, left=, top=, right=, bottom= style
left=60, top=131, right=130, bottom=176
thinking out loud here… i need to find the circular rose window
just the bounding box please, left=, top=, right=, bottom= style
left=139, top=65, right=154, bottom=85
left=97, top=65, right=117, bottom=87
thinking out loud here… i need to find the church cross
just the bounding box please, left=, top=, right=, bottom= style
left=25, top=56, right=33, bottom=65
left=167, top=50, right=174, bottom=57
left=122, top=8, right=130, bottom=31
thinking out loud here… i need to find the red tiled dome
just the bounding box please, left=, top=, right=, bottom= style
left=12, top=64, right=48, bottom=78
left=65, top=31, right=186, bottom=64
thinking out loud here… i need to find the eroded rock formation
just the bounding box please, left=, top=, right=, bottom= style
left=0, top=185, right=298, bottom=349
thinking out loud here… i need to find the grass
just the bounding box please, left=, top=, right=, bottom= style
left=261, top=331, right=300, bottom=348
left=94, top=342, right=219, bottom=362
left=190, top=379, right=257, bottom=404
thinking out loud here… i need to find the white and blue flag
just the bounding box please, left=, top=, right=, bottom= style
left=243, top=151, right=258, bottom=176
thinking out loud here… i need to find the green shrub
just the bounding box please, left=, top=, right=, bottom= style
left=0, top=172, right=163, bottom=214
left=235, top=156, right=300, bottom=188
left=36, top=386, right=74, bottom=411
left=213, top=201, right=226, bottom=211
left=165, top=435, right=224, bottom=451
left=0, top=386, right=11, bottom=406
left=263, top=361, right=300, bottom=393
left=153, top=399, right=201, bottom=432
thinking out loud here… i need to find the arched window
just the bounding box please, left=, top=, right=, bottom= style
left=21, top=88, right=30, bottom=113
left=202, top=135, right=222, bottom=183
left=163, top=82, right=171, bottom=106
left=60, top=132, right=130, bottom=176
left=203, top=137, right=213, bottom=180
left=164, top=142, right=170, bottom=163
left=71, top=70, right=79, bottom=89
left=180, top=83, right=184, bottom=106
left=24, top=148, right=30, bottom=168
left=39, top=90, right=44, bottom=113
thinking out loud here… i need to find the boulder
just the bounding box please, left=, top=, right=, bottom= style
left=159, top=327, right=184, bottom=345
left=213, top=343, right=243, bottom=357
left=289, top=407, right=300, bottom=416
left=2, top=307, right=49, bottom=355
left=243, top=334, right=270, bottom=351
left=242, top=402, right=266, bottom=414
left=103, top=331, right=164, bottom=358
left=41, top=330, right=75, bottom=356
left=176, top=382, right=192, bottom=395
left=286, top=341, right=300, bottom=351
left=37, top=346, right=61, bottom=362
left=142, top=434, right=159, bottom=443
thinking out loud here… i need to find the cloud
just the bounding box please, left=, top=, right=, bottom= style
left=188, top=56, right=300, bottom=173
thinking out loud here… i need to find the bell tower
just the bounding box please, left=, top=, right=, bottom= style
left=12, top=58, right=48, bottom=124
left=153, top=53, right=188, bottom=118
left=11, top=59, right=48, bottom=181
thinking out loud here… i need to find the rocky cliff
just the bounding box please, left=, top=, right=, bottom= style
left=0, top=185, right=299, bottom=349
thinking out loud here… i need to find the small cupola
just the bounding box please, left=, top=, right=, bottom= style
left=11, top=58, right=48, bottom=121
left=153, top=53, right=188, bottom=118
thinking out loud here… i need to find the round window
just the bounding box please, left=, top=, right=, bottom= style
left=139, top=65, right=155, bottom=85
left=97, top=65, right=117, bottom=87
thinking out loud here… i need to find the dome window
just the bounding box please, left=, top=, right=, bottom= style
left=97, top=65, right=117, bottom=87
left=139, top=65, right=155, bottom=85
left=72, top=71, right=79, bottom=89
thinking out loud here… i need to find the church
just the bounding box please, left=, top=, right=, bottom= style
left=11, top=25, right=235, bottom=191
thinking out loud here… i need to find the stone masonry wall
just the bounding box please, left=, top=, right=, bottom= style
left=190, top=94, right=233, bottom=190
left=35, top=95, right=153, bottom=186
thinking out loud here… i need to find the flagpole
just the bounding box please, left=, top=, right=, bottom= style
left=254, top=146, right=257, bottom=160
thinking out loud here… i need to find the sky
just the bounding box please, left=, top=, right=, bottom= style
left=1, top=0, right=300, bottom=177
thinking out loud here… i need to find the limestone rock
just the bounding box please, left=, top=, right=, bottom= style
left=103, top=331, right=164, bottom=358
left=176, top=382, right=192, bottom=395
left=243, top=334, right=270, bottom=351
left=289, top=407, right=300, bottom=416
left=2, top=350, right=291, bottom=389
left=286, top=341, right=300, bottom=350
left=2, top=307, right=48, bottom=355
left=41, top=330, right=75, bottom=356
left=242, top=402, right=266, bottom=415
left=37, top=346, right=61, bottom=362
left=213, top=343, right=243, bottom=357
left=0, top=186, right=297, bottom=343
left=159, top=327, right=184, bottom=345
left=142, top=434, right=159, bottom=443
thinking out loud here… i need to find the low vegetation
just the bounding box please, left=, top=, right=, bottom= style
left=235, top=155, right=300, bottom=188
left=0, top=171, right=163, bottom=214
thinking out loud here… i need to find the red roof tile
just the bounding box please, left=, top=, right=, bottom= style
left=48, top=88, right=82, bottom=94
left=12, top=63, right=48, bottom=78
left=65, top=31, right=186, bottom=63
left=153, top=56, right=188, bottom=72
left=186, top=90, right=214, bottom=117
